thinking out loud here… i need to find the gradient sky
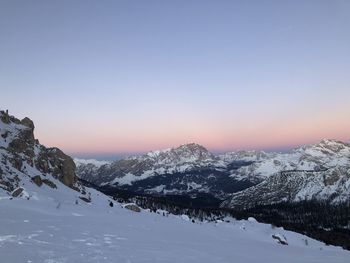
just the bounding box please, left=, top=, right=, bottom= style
left=1, top=0, right=350, bottom=159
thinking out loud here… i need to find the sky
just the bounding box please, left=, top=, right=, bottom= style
left=1, top=0, right=350, bottom=160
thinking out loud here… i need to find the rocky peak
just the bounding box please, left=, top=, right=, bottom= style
left=317, top=139, right=347, bottom=151
left=299, top=139, right=350, bottom=158
left=0, top=110, right=78, bottom=192
left=0, top=110, right=13, bottom=124
left=171, top=143, right=213, bottom=159
left=141, top=143, right=216, bottom=166
left=20, top=116, right=34, bottom=129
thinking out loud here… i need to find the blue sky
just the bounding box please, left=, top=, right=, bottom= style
left=1, top=1, right=350, bottom=159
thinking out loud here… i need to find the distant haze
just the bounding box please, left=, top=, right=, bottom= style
left=72, top=146, right=295, bottom=161
left=1, top=1, right=350, bottom=159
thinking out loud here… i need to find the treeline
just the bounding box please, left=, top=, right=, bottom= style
left=231, top=201, right=350, bottom=250
left=114, top=192, right=350, bottom=250
left=99, top=184, right=230, bottom=221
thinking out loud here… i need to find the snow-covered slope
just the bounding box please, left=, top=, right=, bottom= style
left=1, top=181, right=349, bottom=263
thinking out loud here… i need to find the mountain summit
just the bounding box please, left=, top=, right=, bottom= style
left=141, top=143, right=215, bottom=163
left=133, top=143, right=216, bottom=166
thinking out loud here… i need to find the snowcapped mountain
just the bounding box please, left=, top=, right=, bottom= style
left=76, top=139, right=350, bottom=203
left=221, top=167, right=350, bottom=209
left=76, top=143, right=253, bottom=199
left=221, top=139, right=350, bottom=183
left=138, top=143, right=220, bottom=166
left=220, top=140, right=350, bottom=209
left=0, top=110, right=90, bottom=201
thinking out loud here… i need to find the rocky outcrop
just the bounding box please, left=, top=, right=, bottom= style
left=42, top=178, right=57, bottom=189
left=0, top=110, right=81, bottom=196
left=272, top=234, right=288, bottom=245
left=124, top=203, right=141, bottom=212
left=37, top=147, right=76, bottom=187
left=11, top=187, right=24, bottom=197
left=31, top=175, right=43, bottom=187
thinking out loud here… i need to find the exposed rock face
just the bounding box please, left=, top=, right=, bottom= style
left=42, top=178, right=57, bottom=189
left=11, top=187, right=24, bottom=197
left=272, top=234, right=288, bottom=245
left=0, top=110, right=79, bottom=195
left=124, top=203, right=141, bottom=212
left=31, top=175, right=43, bottom=187
left=40, top=148, right=76, bottom=187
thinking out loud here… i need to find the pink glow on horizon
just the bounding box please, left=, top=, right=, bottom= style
left=31, top=102, right=350, bottom=156
left=35, top=113, right=350, bottom=155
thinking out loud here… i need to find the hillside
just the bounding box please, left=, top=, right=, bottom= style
left=1, top=181, right=349, bottom=263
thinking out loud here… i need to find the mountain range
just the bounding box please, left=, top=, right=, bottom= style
left=76, top=138, right=350, bottom=208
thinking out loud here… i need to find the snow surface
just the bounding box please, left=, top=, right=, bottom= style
left=110, top=171, right=156, bottom=185
left=0, top=183, right=349, bottom=263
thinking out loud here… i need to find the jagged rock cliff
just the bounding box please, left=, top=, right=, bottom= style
left=0, top=110, right=88, bottom=200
